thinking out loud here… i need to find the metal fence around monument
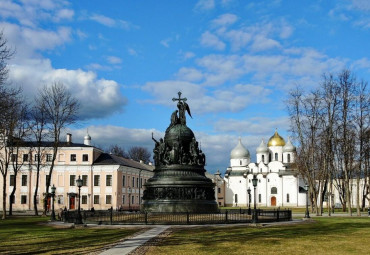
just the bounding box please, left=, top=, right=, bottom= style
left=61, top=208, right=291, bottom=225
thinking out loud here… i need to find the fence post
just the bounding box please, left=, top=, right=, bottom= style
left=110, top=206, right=113, bottom=225
left=225, top=210, right=228, bottom=223
left=187, top=212, right=190, bottom=224
left=145, top=211, right=148, bottom=225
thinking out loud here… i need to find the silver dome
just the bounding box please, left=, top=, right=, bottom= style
left=230, top=138, right=250, bottom=159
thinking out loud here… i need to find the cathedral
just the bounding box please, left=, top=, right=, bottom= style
left=224, top=130, right=307, bottom=207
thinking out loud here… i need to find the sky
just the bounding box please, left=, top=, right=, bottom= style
left=1, top=0, right=370, bottom=173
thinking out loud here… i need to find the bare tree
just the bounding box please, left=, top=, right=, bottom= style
left=127, top=146, right=151, bottom=164
left=0, top=30, right=14, bottom=87
left=8, top=103, right=29, bottom=215
left=107, top=144, right=128, bottom=158
left=36, top=82, right=79, bottom=215
left=29, top=99, right=49, bottom=216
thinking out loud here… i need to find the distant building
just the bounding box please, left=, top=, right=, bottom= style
left=0, top=133, right=154, bottom=212
left=223, top=130, right=369, bottom=208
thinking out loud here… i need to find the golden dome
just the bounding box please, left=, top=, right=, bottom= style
left=267, top=130, right=286, bottom=147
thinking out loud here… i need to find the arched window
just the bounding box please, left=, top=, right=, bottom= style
left=258, top=194, right=262, bottom=203
left=275, top=153, right=278, bottom=161
left=287, top=154, right=291, bottom=163
left=262, top=155, right=265, bottom=162
left=260, top=168, right=262, bottom=173
left=287, top=193, right=290, bottom=203
left=269, top=153, right=272, bottom=162
left=240, top=160, right=242, bottom=165
left=271, top=187, right=277, bottom=194
left=235, top=194, right=238, bottom=203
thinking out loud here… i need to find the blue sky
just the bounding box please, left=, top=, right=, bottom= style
left=1, top=0, right=370, bottom=173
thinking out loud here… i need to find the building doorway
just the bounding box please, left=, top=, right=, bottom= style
left=69, top=196, right=75, bottom=210
left=47, top=196, right=51, bottom=211
left=271, top=196, right=276, bottom=206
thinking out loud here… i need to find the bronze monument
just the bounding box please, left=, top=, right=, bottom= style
left=142, top=92, right=218, bottom=212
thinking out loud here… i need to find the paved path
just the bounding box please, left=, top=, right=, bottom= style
left=99, top=225, right=170, bottom=255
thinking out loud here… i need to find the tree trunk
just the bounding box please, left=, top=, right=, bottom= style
left=2, top=175, right=6, bottom=219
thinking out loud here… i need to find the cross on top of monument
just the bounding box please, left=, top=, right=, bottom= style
left=172, top=91, right=187, bottom=103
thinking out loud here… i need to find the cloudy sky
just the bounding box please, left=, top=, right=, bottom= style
left=1, top=0, right=370, bottom=173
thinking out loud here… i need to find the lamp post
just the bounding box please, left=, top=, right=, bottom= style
left=128, top=187, right=132, bottom=211
left=76, top=175, right=83, bottom=224
left=304, top=184, right=310, bottom=219
left=252, top=175, right=258, bottom=223
left=50, top=184, right=56, bottom=221
left=247, top=187, right=251, bottom=215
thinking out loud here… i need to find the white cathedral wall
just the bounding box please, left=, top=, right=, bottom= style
left=230, top=158, right=249, bottom=167
left=256, top=152, right=268, bottom=164
left=225, top=175, right=248, bottom=206
left=269, top=146, right=283, bottom=162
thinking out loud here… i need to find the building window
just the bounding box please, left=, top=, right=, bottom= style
left=268, top=179, right=270, bottom=182
left=136, top=178, right=139, bottom=188
left=269, top=153, right=271, bottom=162
left=21, top=195, right=27, bottom=204
left=287, top=154, right=291, bottom=163
left=82, top=154, right=88, bottom=162
left=262, top=155, right=265, bottom=162
left=287, top=193, right=290, bottom=203
left=34, top=154, right=40, bottom=162
left=10, top=175, right=15, bottom=186
left=94, top=175, right=100, bottom=186
left=82, top=175, right=88, bottom=186
left=122, top=195, right=125, bottom=204
left=81, top=195, right=87, bottom=204
left=70, top=154, right=76, bottom=162
left=23, top=154, right=29, bottom=162
left=122, top=175, right=126, bottom=186
left=70, top=175, right=76, bottom=186
left=11, top=154, right=17, bottom=162
left=275, top=153, right=278, bottom=161
left=131, top=195, right=134, bottom=204
left=22, top=175, right=27, bottom=186
left=106, top=195, right=112, bottom=204
left=260, top=168, right=262, bottom=173
left=132, top=177, right=135, bottom=187
left=259, top=179, right=261, bottom=183
left=271, top=187, right=277, bottom=194
left=140, top=178, right=143, bottom=188
left=258, top=194, right=261, bottom=203
left=249, top=180, right=251, bottom=183
left=46, top=175, right=49, bottom=186
left=46, top=154, right=53, bottom=162
left=106, top=175, right=112, bottom=186
left=235, top=194, right=238, bottom=204
left=94, top=195, right=99, bottom=204
left=57, top=195, right=64, bottom=204
left=218, top=187, right=221, bottom=193
left=240, top=160, right=242, bottom=165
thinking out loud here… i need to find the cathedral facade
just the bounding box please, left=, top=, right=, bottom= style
left=224, top=131, right=307, bottom=207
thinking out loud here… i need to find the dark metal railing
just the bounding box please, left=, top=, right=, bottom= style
left=61, top=208, right=291, bottom=225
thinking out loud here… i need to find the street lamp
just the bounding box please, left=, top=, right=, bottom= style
left=304, top=184, right=310, bottom=219
left=252, top=175, right=258, bottom=223
left=128, top=187, right=132, bottom=211
left=50, top=184, right=56, bottom=221
left=76, top=175, right=83, bottom=224
left=247, top=187, right=251, bottom=215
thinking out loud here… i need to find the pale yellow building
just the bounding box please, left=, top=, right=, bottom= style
left=0, top=133, right=154, bottom=212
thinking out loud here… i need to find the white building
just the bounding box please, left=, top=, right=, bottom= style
left=224, top=131, right=307, bottom=207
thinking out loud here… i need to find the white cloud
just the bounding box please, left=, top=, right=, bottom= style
left=9, top=59, right=127, bottom=120
left=107, top=56, right=122, bottom=64
left=194, top=0, right=215, bottom=11
left=160, top=38, right=171, bottom=48
left=90, top=14, right=116, bottom=27
left=176, top=67, right=204, bottom=82
left=211, top=14, right=238, bottom=27
left=351, top=0, right=370, bottom=11
left=200, top=31, right=226, bottom=50
left=128, top=48, right=137, bottom=56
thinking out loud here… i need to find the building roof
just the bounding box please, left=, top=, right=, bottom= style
left=230, top=138, right=250, bottom=159
left=93, top=153, right=154, bottom=171
left=7, top=140, right=94, bottom=148
left=267, top=130, right=286, bottom=147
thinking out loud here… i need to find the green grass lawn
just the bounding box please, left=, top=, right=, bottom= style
left=146, top=217, right=370, bottom=255
left=0, top=216, right=143, bottom=254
